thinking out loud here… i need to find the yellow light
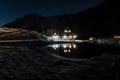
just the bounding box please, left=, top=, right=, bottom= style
left=68, top=44, right=72, bottom=49
left=69, top=35, right=72, bottom=39
left=64, top=49, right=68, bottom=53
left=68, top=49, right=71, bottom=53
left=64, top=30, right=68, bottom=33
left=68, top=30, right=71, bottom=33
left=64, top=49, right=71, bottom=53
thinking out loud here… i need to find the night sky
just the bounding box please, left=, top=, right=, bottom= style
left=0, top=0, right=104, bottom=25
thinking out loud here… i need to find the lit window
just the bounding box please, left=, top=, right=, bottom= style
left=68, top=49, right=71, bottom=53
left=68, top=44, right=72, bottom=49
left=68, top=30, right=71, bottom=33
left=64, top=50, right=68, bottom=53
left=64, top=30, right=68, bottom=33
left=64, top=49, right=71, bottom=53
left=69, top=35, right=72, bottom=39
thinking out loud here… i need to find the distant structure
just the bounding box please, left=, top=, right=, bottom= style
left=89, top=37, right=97, bottom=40
left=114, top=35, right=120, bottom=38
left=64, top=27, right=72, bottom=33
left=45, top=26, right=77, bottom=41
left=62, top=27, right=76, bottom=40
left=42, top=26, right=56, bottom=36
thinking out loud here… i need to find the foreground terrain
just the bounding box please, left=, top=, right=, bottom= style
left=0, top=44, right=120, bottom=80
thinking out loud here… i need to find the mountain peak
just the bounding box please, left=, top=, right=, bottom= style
left=3, top=0, right=120, bottom=38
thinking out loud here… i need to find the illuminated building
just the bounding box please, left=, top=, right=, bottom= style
left=63, top=27, right=77, bottom=40
left=114, top=35, right=120, bottom=38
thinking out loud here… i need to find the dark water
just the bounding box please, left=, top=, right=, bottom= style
left=0, top=43, right=119, bottom=61
left=46, top=43, right=120, bottom=60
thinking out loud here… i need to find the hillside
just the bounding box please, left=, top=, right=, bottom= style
left=0, top=28, right=40, bottom=40
left=3, top=14, right=45, bottom=32
left=3, top=0, right=120, bottom=39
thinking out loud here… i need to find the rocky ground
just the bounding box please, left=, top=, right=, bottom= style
left=0, top=28, right=43, bottom=40
left=0, top=45, right=120, bottom=80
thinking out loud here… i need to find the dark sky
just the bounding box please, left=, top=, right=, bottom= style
left=0, top=0, right=104, bottom=25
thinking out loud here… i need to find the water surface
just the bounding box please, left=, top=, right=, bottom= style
left=46, top=43, right=120, bottom=60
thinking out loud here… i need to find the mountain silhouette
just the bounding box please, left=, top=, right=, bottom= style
left=3, top=0, right=120, bottom=39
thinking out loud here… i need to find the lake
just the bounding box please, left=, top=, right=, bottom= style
left=0, top=42, right=119, bottom=61
left=46, top=43, right=120, bottom=61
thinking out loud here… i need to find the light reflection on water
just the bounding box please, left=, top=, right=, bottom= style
left=48, top=43, right=77, bottom=53
left=0, top=43, right=119, bottom=61
left=47, top=43, right=86, bottom=61
left=47, top=43, right=120, bottom=60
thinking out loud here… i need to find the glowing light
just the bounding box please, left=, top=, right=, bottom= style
left=68, top=30, right=71, bottom=33
left=56, top=45, right=59, bottom=48
left=68, top=49, right=71, bottom=53
left=63, top=44, right=67, bottom=48
left=56, top=35, right=58, bottom=38
left=53, top=45, right=57, bottom=49
left=53, top=35, right=56, bottom=38
left=73, top=44, right=76, bottom=48
left=52, top=44, right=59, bottom=49
left=73, top=35, right=77, bottom=38
left=64, top=30, right=68, bottom=33
left=68, top=44, right=72, bottom=49
left=64, top=49, right=71, bottom=53
left=69, top=35, right=72, bottom=39
left=63, top=35, right=67, bottom=38
left=52, top=35, right=59, bottom=40
left=64, top=50, right=68, bottom=53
